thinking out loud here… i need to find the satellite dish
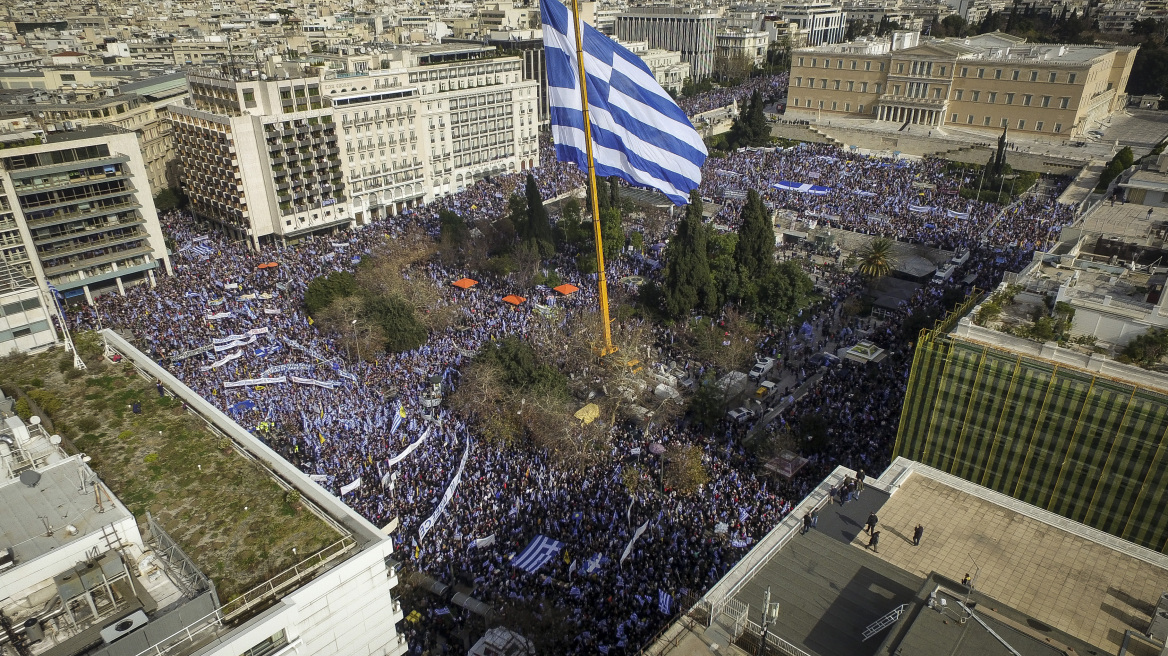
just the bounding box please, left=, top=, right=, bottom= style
left=19, top=470, right=41, bottom=487
left=30, top=416, right=40, bottom=426
left=50, top=434, right=62, bottom=445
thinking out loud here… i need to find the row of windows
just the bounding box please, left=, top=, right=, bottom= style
left=950, top=113, right=1062, bottom=132
left=408, top=62, right=520, bottom=84
left=959, top=67, right=1077, bottom=84
left=0, top=298, right=41, bottom=317
left=953, top=90, right=1071, bottom=108
left=790, top=98, right=865, bottom=113
left=793, top=78, right=883, bottom=94
left=796, top=57, right=1081, bottom=85
left=3, top=144, right=111, bottom=171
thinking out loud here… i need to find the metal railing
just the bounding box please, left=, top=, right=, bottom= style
left=146, top=511, right=216, bottom=602
left=219, top=535, right=356, bottom=622
left=740, top=618, right=814, bottom=656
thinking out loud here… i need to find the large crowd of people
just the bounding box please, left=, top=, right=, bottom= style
left=70, top=81, right=1078, bottom=653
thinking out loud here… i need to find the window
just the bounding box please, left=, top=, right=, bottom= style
left=820, top=79, right=827, bottom=88
left=1048, top=72, right=1057, bottom=83
left=808, top=78, right=815, bottom=88
left=984, top=116, right=991, bottom=126
left=240, top=630, right=288, bottom=656
left=934, top=88, right=943, bottom=98
left=243, top=89, right=255, bottom=102
left=995, top=69, right=1002, bottom=79
left=1023, top=94, right=1032, bottom=106
left=1068, top=73, right=1077, bottom=84
left=1059, top=97, right=1069, bottom=109
left=875, top=83, right=881, bottom=93
left=1001, top=118, right=1008, bottom=127
left=847, top=81, right=854, bottom=91
left=1041, top=96, right=1050, bottom=107
left=940, top=66, right=946, bottom=76
left=954, top=89, right=963, bottom=100
left=798, top=57, right=805, bottom=66
left=977, top=68, right=984, bottom=78
left=845, top=103, right=851, bottom=111
left=1005, top=92, right=1014, bottom=104
left=971, top=91, right=980, bottom=102
left=961, top=67, right=968, bottom=77
left=1012, top=70, right=1019, bottom=81
left=1054, top=123, right=1062, bottom=133
left=967, top=115, right=974, bottom=124
left=831, top=101, right=837, bottom=110
left=952, top=113, right=959, bottom=122
left=1036, top=121, right=1044, bottom=131
left=859, top=104, right=865, bottom=113
left=61, top=73, right=75, bottom=82
left=897, top=63, right=904, bottom=73
left=1018, top=119, right=1026, bottom=129
left=988, top=92, right=997, bottom=103
left=865, top=61, right=872, bottom=71
left=837, top=59, right=844, bottom=69
left=894, top=85, right=901, bottom=95
left=795, top=77, right=802, bottom=87
left=834, top=80, right=841, bottom=90
left=851, top=60, right=857, bottom=70
left=812, top=58, right=820, bottom=67
left=1029, top=71, right=1038, bottom=82
left=861, top=82, right=868, bottom=92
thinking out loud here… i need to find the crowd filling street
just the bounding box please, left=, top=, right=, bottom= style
left=71, top=74, right=1077, bottom=654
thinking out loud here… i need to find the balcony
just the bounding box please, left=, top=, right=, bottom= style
left=31, top=216, right=146, bottom=247
left=42, top=243, right=155, bottom=277
left=35, top=228, right=147, bottom=261
left=24, top=198, right=141, bottom=226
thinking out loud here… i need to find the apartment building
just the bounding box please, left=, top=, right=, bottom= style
left=772, top=2, right=847, bottom=46
left=169, top=46, right=539, bottom=245
left=787, top=32, right=1138, bottom=141
left=0, top=126, right=169, bottom=305
left=716, top=28, right=771, bottom=68
left=615, top=9, right=720, bottom=81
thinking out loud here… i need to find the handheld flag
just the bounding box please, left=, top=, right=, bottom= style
left=542, top=0, right=706, bottom=205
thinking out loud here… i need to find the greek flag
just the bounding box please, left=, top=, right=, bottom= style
left=511, top=535, right=564, bottom=574
left=541, top=0, right=706, bottom=205
left=390, top=402, right=405, bottom=435
left=582, top=552, right=603, bottom=574
left=658, top=589, right=673, bottom=615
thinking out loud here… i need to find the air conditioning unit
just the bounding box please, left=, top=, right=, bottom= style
left=100, top=610, right=148, bottom=644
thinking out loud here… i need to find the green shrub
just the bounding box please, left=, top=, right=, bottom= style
left=58, top=357, right=74, bottom=373
left=14, top=398, right=30, bottom=420
left=144, top=453, right=159, bottom=464
left=27, top=389, right=62, bottom=417
left=304, top=271, right=357, bottom=314
left=285, top=490, right=301, bottom=507
left=117, top=430, right=134, bottom=440
left=76, top=417, right=101, bottom=432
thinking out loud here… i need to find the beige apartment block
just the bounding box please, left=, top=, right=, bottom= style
left=787, top=31, right=1137, bottom=141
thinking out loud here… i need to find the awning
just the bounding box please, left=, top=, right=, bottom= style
left=502, top=295, right=526, bottom=306
left=452, top=278, right=478, bottom=289
left=553, top=284, right=579, bottom=295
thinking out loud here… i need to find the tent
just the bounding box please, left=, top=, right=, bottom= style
left=452, top=278, right=478, bottom=289
left=502, top=295, right=526, bottom=306
left=553, top=283, right=579, bottom=295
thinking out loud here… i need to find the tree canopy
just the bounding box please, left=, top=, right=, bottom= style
left=661, top=192, right=717, bottom=318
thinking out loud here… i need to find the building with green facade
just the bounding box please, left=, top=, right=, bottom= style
left=896, top=306, right=1168, bottom=553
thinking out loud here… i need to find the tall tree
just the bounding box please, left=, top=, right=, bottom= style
left=508, top=193, right=528, bottom=242
left=524, top=173, right=554, bottom=255
left=661, top=192, right=717, bottom=318
left=733, top=190, right=775, bottom=283
left=600, top=207, right=623, bottom=263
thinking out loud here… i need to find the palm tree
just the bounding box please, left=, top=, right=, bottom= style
left=858, top=237, right=895, bottom=279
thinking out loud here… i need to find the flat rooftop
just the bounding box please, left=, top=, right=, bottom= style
left=649, top=460, right=1168, bottom=656
left=1073, top=201, right=1167, bottom=243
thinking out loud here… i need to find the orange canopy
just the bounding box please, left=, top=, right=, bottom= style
left=452, top=278, right=478, bottom=289
left=502, top=295, right=526, bottom=306
left=553, top=283, right=579, bottom=295
left=266, top=262, right=279, bottom=268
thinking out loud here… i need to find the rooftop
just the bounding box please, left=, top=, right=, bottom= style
left=649, top=460, right=1168, bottom=656
left=42, top=124, right=129, bottom=144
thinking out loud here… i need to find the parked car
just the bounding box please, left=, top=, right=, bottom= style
left=749, top=357, right=777, bottom=381
left=726, top=407, right=757, bottom=424
left=755, top=381, right=777, bottom=398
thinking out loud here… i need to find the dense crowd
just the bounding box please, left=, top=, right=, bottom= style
left=71, top=83, right=1078, bottom=653
left=677, top=73, right=789, bottom=117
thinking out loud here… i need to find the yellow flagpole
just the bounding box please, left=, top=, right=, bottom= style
left=570, top=0, right=615, bottom=357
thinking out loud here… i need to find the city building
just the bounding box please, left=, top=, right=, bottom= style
left=895, top=196, right=1168, bottom=553
left=786, top=31, right=1137, bottom=141
left=0, top=260, right=56, bottom=354
left=0, top=125, right=170, bottom=305
left=716, top=28, right=771, bottom=69
left=615, top=9, right=720, bottom=81
left=771, top=2, right=847, bottom=46
left=1121, top=150, right=1168, bottom=206
left=616, top=40, right=692, bottom=95
left=646, top=458, right=1168, bottom=656
left=169, top=46, right=539, bottom=246
left=0, top=332, right=410, bottom=656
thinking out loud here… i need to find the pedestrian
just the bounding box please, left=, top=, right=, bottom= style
left=856, top=469, right=865, bottom=496
left=802, top=512, right=812, bottom=535
left=156, top=378, right=165, bottom=398
left=868, top=530, right=880, bottom=552
left=961, top=573, right=972, bottom=588
left=865, top=512, right=878, bottom=534
left=913, top=524, right=923, bottom=546
left=810, top=507, right=819, bottom=528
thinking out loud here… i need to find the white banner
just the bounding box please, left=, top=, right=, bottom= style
left=340, top=477, right=362, bottom=495
left=222, top=375, right=287, bottom=388
left=238, top=293, right=257, bottom=301
left=247, top=327, right=269, bottom=336
left=386, top=427, right=430, bottom=468
left=206, top=311, right=234, bottom=320
left=473, top=534, right=496, bottom=549
left=309, top=474, right=329, bottom=483
left=263, top=308, right=282, bottom=315
left=418, top=436, right=472, bottom=542
left=213, top=335, right=256, bottom=352
left=224, top=282, right=239, bottom=290
left=262, top=363, right=315, bottom=376
left=213, top=333, right=248, bottom=344
left=290, top=375, right=341, bottom=389
left=172, top=345, right=212, bottom=361
left=201, top=350, right=244, bottom=371
left=620, top=520, right=650, bottom=565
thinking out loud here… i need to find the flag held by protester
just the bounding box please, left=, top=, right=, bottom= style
left=541, top=0, right=706, bottom=205
left=512, top=535, right=565, bottom=574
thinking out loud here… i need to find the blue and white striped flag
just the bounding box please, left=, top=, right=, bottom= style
left=511, top=535, right=564, bottom=574
left=541, top=0, right=706, bottom=205
left=582, top=552, right=603, bottom=574
left=658, top=589, right=673, bottom=615
left=390, top=402, right=405, bottom=436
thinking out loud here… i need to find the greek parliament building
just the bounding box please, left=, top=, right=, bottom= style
left=168, top=44, right=540, bottom=247
left=615, top=9, right=719, bottom=81
left=786, top=30, right=1137, bottom=141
